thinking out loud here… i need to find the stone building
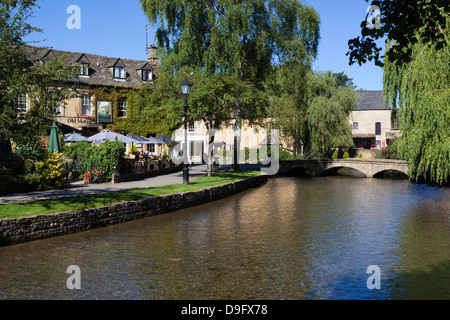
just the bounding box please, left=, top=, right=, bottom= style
left=19, top=45, right=159, bottom=136
left=349, top=90, right=400, bottom=150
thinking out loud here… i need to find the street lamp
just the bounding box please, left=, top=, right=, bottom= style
left=181, top=76, right=192, bottom=184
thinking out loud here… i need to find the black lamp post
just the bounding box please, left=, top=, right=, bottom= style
left=181, top=76, right=192, bottom=185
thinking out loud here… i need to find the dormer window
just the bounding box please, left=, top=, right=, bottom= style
left=79, top=63, right=89, bottom=76
left=142, top=69, right=153, bottom=82
left=76, top=54, right=90, bottom=77
left=42, top=58, right=50, bottom=68
left=114, top=66, right=126, bottom=79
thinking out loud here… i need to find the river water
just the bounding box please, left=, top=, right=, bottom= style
left=0, top=176, right=449, bottom=300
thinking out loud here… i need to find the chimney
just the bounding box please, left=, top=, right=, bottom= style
left=148, top=44, right=158, bottom=67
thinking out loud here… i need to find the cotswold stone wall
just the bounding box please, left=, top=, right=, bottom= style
left=0, top=174, right=268, bottom=247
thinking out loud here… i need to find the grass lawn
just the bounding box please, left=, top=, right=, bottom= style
left=0, top=170, right=260, bottom=219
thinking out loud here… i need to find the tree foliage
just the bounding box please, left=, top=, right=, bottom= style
left=0, top=0, right=78, bottom=144
left=267, top=66, right=356, bottom=156
left=347, top=0, right=449, bottom=67
left=108, top=73, right=185, bottom=138
left=383, top=20, right=450, bottom=184
left=306, top=71, right=356, bottom=154
left=140, top=0, right=320, bottom=86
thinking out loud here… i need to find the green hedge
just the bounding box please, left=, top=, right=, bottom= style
left=64, top=140, right=126, bottom=180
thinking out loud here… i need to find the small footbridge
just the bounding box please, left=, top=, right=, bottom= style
left=278, top=159, right=409, bottom=178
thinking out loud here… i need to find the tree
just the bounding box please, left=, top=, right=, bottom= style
left=305, top=71, right=356, bottom=155
left=266, top=66, right=356, bottom=157
left=188, top=68, right=267, bottom=175
left=140, top=0, right=320, bottom=171
left=348, top=1, right=449, bottom=185
left=140, top=0, right=320, bottom=86
left=264, top=60, right=309, bottom=154
left=383, top=26, right=449, bottom=185
left=347, top=0, right=449, bottom=67
left=0, top=0, right=77, bottom=145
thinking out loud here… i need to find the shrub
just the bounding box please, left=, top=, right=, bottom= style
left=34, top=152, right=68, bottom=190
left=24, top=173, right=41, bottom=190
left=343, top=152, right=350, bottom=159
left=63, top=139, right=126, bottom=180
left=357, top=153, right=363, bottom=158
left=15, top=137, right=47, bottom=162
left=0, top=152, right=24, bottom=173
left=331, top=151, right=338, bottom=159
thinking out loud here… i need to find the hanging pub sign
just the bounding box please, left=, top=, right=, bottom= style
left=96, top=100, right=113, bottom=123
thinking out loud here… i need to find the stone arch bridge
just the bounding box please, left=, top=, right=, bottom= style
left=278, top=159, right=409, bottom=178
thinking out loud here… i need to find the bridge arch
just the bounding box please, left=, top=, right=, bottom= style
left=320, top=166, right=367, bottom=177
left=373, top=169, right=409, bottom=179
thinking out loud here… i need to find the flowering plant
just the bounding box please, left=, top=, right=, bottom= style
left=84, top=169, right=103, bottom=183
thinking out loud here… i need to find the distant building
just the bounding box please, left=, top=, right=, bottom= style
left=350, top=90, right=400, bottom=150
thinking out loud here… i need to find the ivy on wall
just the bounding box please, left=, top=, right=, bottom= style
left=84, top=80, right=183, bottom=138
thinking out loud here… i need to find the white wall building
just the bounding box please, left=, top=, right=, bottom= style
left=350, top=90, right=399, bottom=150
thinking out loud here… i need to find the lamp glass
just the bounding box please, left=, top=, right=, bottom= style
left=181, top=76, right=191, bottom=95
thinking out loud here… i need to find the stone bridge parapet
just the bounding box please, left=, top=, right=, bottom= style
left=278, top=159, right=409, bottom=178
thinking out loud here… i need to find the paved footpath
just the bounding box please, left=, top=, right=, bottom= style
left=0, top=165, right=208, bottom=204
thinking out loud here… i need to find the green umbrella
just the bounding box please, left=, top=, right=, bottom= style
left=48, top=122, right=61, bottom=152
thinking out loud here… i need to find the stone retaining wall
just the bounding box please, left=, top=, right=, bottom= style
left=0, top=174, right=268, bottom=247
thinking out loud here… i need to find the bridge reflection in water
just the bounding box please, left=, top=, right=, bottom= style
left=278, top=159, right=409, bottom=178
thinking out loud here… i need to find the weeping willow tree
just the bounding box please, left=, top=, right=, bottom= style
left=383, top=20, right=450, bottom=185
left=305, top=71, right=356, bottom=155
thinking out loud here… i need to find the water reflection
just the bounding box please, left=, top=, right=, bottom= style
left=0, top=176, right=448, bottom=299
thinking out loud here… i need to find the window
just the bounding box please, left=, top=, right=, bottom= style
left=81, top=95, right=91, bottom=116
left=353, top=122, right=358, bottom=130
left=55, top=101, right=64, bottom=116
left=114, top=66, right=126, bottom=79
left=149, top=144, right=155, bottom=153
left=79, top=63, right=89, bottom=76
left=15, top=94, right=27, bottom=113
left=375, top=122, right=381, bottom=135
left=118, top=99, right=127, bottom=118
left=230, top=124, right=235, bottom=132
left=142, top=70, right=153, bottom=81
left=42, top=59, right=50, bottom=68
left=189, top=123, right=195, bottom=132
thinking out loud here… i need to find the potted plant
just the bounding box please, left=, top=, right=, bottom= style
left=83, top=172, right=90, bottom=184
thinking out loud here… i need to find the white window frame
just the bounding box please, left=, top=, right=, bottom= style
left=118, top=99, right=127, bottom=118
left=81, top=95, right=92, bottom=116
left=55, top=101, right=65, bottom=116
left=114, top=66, right=126, bottom=79
left=15, top=93, right=28, bottom=113
left=142, top=69, right=153, bottom=82
left=79, top=63, right=89, bottom=76
left=149, top=144, right=155, bottom=153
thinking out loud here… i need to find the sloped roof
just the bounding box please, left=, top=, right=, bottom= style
left=355, top=90, right=390, bottom=110
left=22, top=46, right=157, bottom=87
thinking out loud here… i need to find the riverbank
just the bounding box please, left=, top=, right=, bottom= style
left=0, top=170, right=267, bottom=246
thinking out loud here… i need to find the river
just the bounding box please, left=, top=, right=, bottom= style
left=0, top=175, right=449, bottom=300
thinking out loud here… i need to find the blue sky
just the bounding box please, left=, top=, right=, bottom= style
left=26, top=0, right=385, bottom=90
